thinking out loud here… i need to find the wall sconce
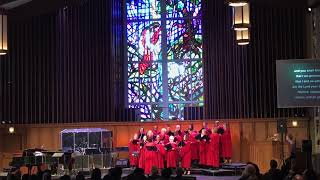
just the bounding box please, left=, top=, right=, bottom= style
left=292, top=120, right=298, bottom=127
left=233, top=3, right=250, bottom=31
left=236, top=29, right=250, bottom=45
left=227, top=0, right=248, bottom=7
left=8, top=126, right=15, bottom=133
left=0, top=10, right=7, bottom=55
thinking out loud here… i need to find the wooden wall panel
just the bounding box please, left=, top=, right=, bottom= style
left=27, top=128, right=40, bottom=149
left=230, top=122, right=241, bottom=162
left=255, top=122, right=267, bottom=141
left=249, top=142, right=274, bottom=172
left=0, top=119, right=309, bottom=172
left=3, top=134, right=22, bottom=152
left=268, top=122, right=278, bottom=138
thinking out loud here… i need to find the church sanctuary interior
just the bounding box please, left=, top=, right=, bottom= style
left=1, top=0, right=320, bottom=179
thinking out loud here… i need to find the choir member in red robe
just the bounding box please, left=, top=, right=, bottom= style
left=179, top=134, right=191, bottom=175
left=200, top=121, right=212, bottom=135
left=155, top=135, right=166, bottom=171
left=214, top=121, right=220, bottom=128
left=144, top=144, right=158, bottom=175
left=166, top=125, right=174, bottom=137
left=165, top=136, right=177, bottom=168
left=152, top=125, right=159, bottom=140
left=174, top=125, right=184, bottom=143
left=197, top=128, right=209, bottom=167
left=160, top=128, right=169, bottom=144
left=188, top=126, right=199, bottom=163
left=153, top=125, right=159, bottom=135
left=207, top=128, right=220, bottom=168
left=128, top=134, right=140, bottom=168
left=144, top=137, right=158, bottom=175
left=138, top=135, right=147, bottom=169
left=138, top=127, right=146, bottom=141
left=221, top=123, right=232, bottom=163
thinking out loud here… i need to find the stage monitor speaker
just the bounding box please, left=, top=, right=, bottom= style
left=277, top=118, right=287, bottom=133
left=302, top=140, right=312, bottom=153
left=115, top=158, right=129, bottom=168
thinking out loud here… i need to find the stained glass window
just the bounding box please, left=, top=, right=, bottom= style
left=126, top=0, right=203, bottom=120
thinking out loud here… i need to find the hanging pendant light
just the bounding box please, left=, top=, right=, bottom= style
left=233, top=3, right=250, bottom=31
left=236, top=29, right=250, bottom=45
left=227, top=0, right=248, bottom=7
left=0, top=9, right=7, bottom=55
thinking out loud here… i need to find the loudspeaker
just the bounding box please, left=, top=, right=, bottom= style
left=277, top=119, right=287, bottom=133
left=302, top=140, right=312, bottom=153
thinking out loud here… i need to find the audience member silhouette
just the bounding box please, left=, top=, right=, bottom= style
left=247, top=162, right=262, bottom=180
left=59, top=175, right=71, bottom=180
left=21, top=174, right=29, bottom=180
left=126, top=168, right=147, bottom=180
left=284, top=159, right=298, bottom=180
left=148, top=166, right=160, bottom=180
left=303, top=168, right=318, bottom=180
left=292, top=174, right=303, bottom=180
left=42, top=170, right=51, bottom=180
left=76, top=172, right=86, bottom=180
left=263, top=160, right=281, bottom=180
left=91, top=168, right=102, bottom=180
left=108, top=167, right=122, bottom=180
left=174, top=168, right=184, bottom=180
left=155, top=168, right=172, bottom=180
left=239, top=164, right=258, bottom=180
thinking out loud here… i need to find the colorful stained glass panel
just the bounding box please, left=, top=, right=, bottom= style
left=128, top=82, right=140, bottom=103
left=151, top=104, right=165, bottom=120
left=127, top=21, right=162, bottom=63
left=128, top=63, right=163, bottom=103
left=126, top=0, right=161, bottom=20
left=167, top=19, right=202, bottom=60
left=166, top=0, right=201, bottom=18
left=168, top=103, right=186, bottom=119
left=168, top=62, right=192, bottom=101
left=129, top=104, right=152, bottom=120
left=127, top=0, right=203, bottom=120
left=128, top=62, right=163, bottom=82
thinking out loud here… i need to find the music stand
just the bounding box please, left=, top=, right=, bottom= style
left=52, top=153, right=64, bottom=163
left=52, top=153, right=64, bottom=175
left=110, top=152, right=118, bottom=167
left=72, top=151, right=83, bottom=172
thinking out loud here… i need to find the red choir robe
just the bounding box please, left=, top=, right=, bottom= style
left=174, top=135, right=183, bottom=143
left=153, top=130, right=159, bottom=135
left=179, top=141, right=191, bottom=169
left=175, top=130, right=184, bottom=141
left=144, top=141, right=158, bottom=175
left=221, top=129, right=232, bottom=158
left=156, top=142, right=166, bottom=169
left=138, top=142, right=145, bottom=169
left=207, top=133, right=220, bottom=167
left=128, top=140, right=140, bottom=166
left=190, top=131, right=199, bottom=160
left=200, top=127, right=212, bottom=135
left=198, top=135, right=209, bottom=165
left=165, top=142, right=177, bottom=168
left=206, top=128, right=212, bottom=135
left=160, top=134, right=169, bottom=144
